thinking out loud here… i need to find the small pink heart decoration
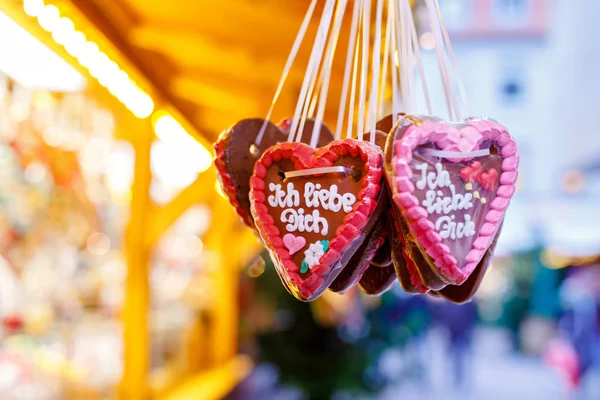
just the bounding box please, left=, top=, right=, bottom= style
left=386, top=115, right=518, bottom=285
left=283, top=234, right=306, bottom=256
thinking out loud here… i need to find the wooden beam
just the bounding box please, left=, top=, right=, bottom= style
left=145, top=169, right=216, bottom=249
left=128, top=25, right=310, bottom=83
left=161, top=355, right=253, bottom=400
left=170, top=77, right=263, bottom=116
left=120, top=121, right=153, bottom=399
left=121, top=0, right=313, bottom=50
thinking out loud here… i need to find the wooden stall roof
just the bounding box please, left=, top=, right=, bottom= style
left=70, top=0, right=356, bottom=141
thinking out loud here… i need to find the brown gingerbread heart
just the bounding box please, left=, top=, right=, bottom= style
left=214, top=118, right=334, bottom=228
left=329, top=216, right=387, bottom=294
left=327, top=130, right=390, bottom=294
left=358, top=261, right=396, bottom=295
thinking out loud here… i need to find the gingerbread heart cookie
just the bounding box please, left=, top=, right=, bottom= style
left=329, top=216, right=387, bottom=294
left=385, top=115, right=518, bottom=285
left=433, top=223, right=502, bottom=303
left=249, top=139, right=384, bottom=301
left=358, top=261, right=396, bottom=295
left=214, top=118, right=334, bottom=229
left=327, top=130, right=390, bottom=294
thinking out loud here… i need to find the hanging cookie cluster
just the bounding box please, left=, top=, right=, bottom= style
left=214, top=0, right=518, bottom=302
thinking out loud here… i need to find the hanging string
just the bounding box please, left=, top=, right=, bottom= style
left=297, top=0, right=344, bottom=143
left=401, top=0, right=416, bottom=113
left=378, top=1, right=392, bottom=120
left=398, top=0, right=409, bottom=113
left=255, top=0, right=318, bottom=145
left=346, top=23, right=362, bottom=138
left=335, top=0, right=362, bottom=140
left=357, top=0, right=371, bottom=141
left=389, top=0, right=399, bottom=124
left=424, top=0, right=459, bottom=120
left=366, top=0, right=384, bottom=142
left=307, top=74, right=324, bottom=118
left=287, top=0, right=335, bottom=143
left=406, top=0, right=431, bottom=115
left=292, top=0, right=337, bottom=142
left=433, top=0, right=470, bottom=117
left=393, top=0, right=408, bottom=114
left=310, top=0, right=348, bottom=148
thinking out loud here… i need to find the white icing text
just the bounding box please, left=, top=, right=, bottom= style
left=267, top=181, right=357, bottom=237
left=415, top=162, right=475, bottom=240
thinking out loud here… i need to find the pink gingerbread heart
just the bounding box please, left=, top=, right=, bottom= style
left=283, top=234, right=306, bottom=256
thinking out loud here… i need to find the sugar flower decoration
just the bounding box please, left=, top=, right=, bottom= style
left=300, top=240, right=329, bottom=273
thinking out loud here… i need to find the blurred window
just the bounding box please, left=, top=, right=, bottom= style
left=499, top=62, right=526, bottom=104
left=439, top=0, right=475, bottom=31
left=492, top=0, right=532, bottom=29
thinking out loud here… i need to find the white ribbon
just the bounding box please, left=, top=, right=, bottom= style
left=285, top=166, right=351, bottom=179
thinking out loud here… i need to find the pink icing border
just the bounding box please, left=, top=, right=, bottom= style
left=250, top=139, right=384, bottom=301
left=390, top=118, right=518, bottom=285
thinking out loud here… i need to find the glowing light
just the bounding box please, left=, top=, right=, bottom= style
left=76, top=42, right=100, bottom=68
left=419, top=32, right=435, bottom=50
left=0, top=10, right=84, bottom=91
left=215, top=180, right=226, bottom=198
left=152, top=112, right=212, bottom=174
left=562, top=170, right=585, bottom=194
left=104, top=141, right=134, bottom=202
left=24, top=0, right=45, bottom=17
left=129, top=91, right=154, bottom=118
left=42, top=126, right=64, bottom=147
left=24, top=162, right=47, bottom=184
left=37, top=5, right=60, bottom=32
left=21, top=2, right=155, bottom=118
left=63, top=31, right=87, bottom=57
left=87, top=52, right=111, bottom=79
left=51, top=17, right=74, bottom=45
left=86, top=232, right=111, bottom=256
left=394, top=50, right=400, bottom=67
left=247, top=256, right=266, bottom=278
left=96, top=60, right=120, bottom=87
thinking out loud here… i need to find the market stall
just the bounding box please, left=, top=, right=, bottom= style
left=0, top=0, right=256, bottom=398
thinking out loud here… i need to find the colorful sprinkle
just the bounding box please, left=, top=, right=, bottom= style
left=300, top=260, right=309, bottom=274
left=473, top=191, right=480, bottom=199
left=481, top=197, right=487, bottom=204
left=465, top=182, right=473, bottom=191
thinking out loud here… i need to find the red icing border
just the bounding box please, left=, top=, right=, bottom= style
left=214, top=137, right=255, bottom=228
left=389, top=117, right=518, bottom=284
left=250, top=139, right=384, bottom=301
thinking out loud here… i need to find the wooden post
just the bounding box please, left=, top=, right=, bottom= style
left=120, top=124, right=153, bottom=399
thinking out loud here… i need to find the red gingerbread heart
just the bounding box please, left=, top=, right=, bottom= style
left=386, top=115, right=518, bottom=286
left=249, top=139, right=384, bottom=301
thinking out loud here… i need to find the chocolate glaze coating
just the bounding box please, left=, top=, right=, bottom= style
left=358, top=263, right=396, bottom=295
left=370, top=237, right=392, bottom=267
left=215, top=119, right=287, bottom=227
left=387, top=209, right=422, bottom=294
left=375, top=113, right=406, bottom=135
left=329, top=217, right=387, bottom=293
left=215, top=118, right=335, bottom=229
left=324, top=134, right=390, bottom=294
